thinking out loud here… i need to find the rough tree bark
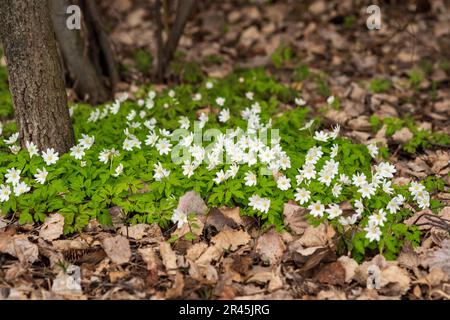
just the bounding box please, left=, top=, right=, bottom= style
left=49, top=0, right=119, bottom=104
left=155, top=0, right=196, bottom=81
left=49, top=0, right=109, bottom=104
left=0, top=0, right=75, bottom=154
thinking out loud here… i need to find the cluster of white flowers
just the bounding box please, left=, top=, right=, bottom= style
left=248, top=194, right=271, bottom=214
left=0, top=85, right=433, bottom=245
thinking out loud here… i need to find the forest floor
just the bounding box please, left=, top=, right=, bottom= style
left=1, top=0, right=450, bottom=300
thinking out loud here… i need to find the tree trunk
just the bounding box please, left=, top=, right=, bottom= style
left=50, top=0, right=119, bottom=104
left=156, top=0, right=196, bottom=81
left=49, top=0, right=109, bottom=104
left=0, top=0, right=75, bottom=154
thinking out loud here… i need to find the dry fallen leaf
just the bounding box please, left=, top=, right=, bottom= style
left=119, top=223, right=162, bottom=240
left=392, top=127, right=413, bottom=144
left=256, top=229, right=286, bottom=265
left=315, top=261, right=346, bottom=285
left=421, top=239, right=450, bottom=277
left=0, top=233, right=39, bottom=264
left=159, top=242, right=178, bottom=275
left=298, top=223, right=335, bottom=247
left=102, top=235, right=131, bottom=265
left=165, top=272, right=185, bottom=299
left=211, top=227, right=251, bottom=251
left=283, top=202, right=309, bottom=235
left=39, top=213, right=65, bottom=242
left=338, top=256, right=358, bottom=283
left=177, top=191, right=208, bottom=215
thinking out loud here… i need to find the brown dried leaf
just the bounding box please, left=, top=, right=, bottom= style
left=421, top=239, right=450, bottom=277
left=211, top=227, right=251, bottom=251
left=159, top=242, right=178, bottom=275
left=39, top=213, right=64, bottom=242
left=256, top=229, right=286, bottom=265
left=283, top=202, right=309, bottom=235
left=101, top=235, right=131, bottom=265
left=165, top=272, right=185, bottom=299
left=298, top=223, right=335, bottom=247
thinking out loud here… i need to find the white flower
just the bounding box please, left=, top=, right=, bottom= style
left=198, top=112, right=208, bottom=128
left=193, top=93, right=202, bottom=101
left=332, top=184, right=342, bottom=197
left=330, top=144, right=338, bottom=158
left=206, top=81, right=214, bottom=89
left=382, top=180, right=393, bottom=195
left=326, top=204, right=342, bottom=219
left=178, top=116, right=190, bottom=129
left=5, top=168, right=21, bottom=186
left=277, top=156, right=291, bottom=171
left=339, top=173, right=351, bottom=185
left=98, top=149, right=110, bottom=164
left=168, top=89, right=175, bottom=98
left=14, top=181, right=30, bottom=196
left=182, top=161, right=196, bottom=178
left=88, top=109, right=100, bottom=122
left=244, top=171, right=257, bottom=186
left=313, top=130, right=329, bottom=142
left=126, top=110, right=136, bottom=121
left=409, top=181, right=425, bottom=197
left=155, top=138, right=172, bottom=155
left=387, top=195, right=404, bottom=214
left=352, top=172, right=367, bottom=187
left=0, top=123, right=3, bottom=136
left=148, top=90, right=156, bottom=100
left=153, top=162, right=170, bottom=181
left=375, top=162, right=396, bottom=179
left=364, top=222, right=381, bottom=242
left=301, top=163, right=317, bottom=180
left=318, top=169, right=334, bottom=186
left=171, top=209, right=188, bottom=228
left=327, top=95, right=335, bottom=105
left=9, top=145, right=20, bottom=155
left=276, top=175, right=291, bottom=191
left=145, top=132, right=159, bottom=146
left=416, top=194, right=430, bottom=209
left=34, top=168, right=48, bottom=185
left=299, top=119, right=314, bottom=131
left=0, top=184, right=11, bottom=202
left=226, top=164, right=239, bottom=179
left=369, top=209, right=387, bottom=227
left=245, top=92, right=254, bottom=100
left=70, top=145, right=85, bottom=160
left=295, top=98, right=306, bottom=106
left=113, top=163, right=123, bottom=177
left=308, top=200, right=325, bottom=218
left=330, top=124, right=340, bottom=139
left=5, top=132, right=19, bottom=145
left=218, top=108, right=230, bottom=123
left=215, top=97, right=225, bottom=106
left=213, top=170, right=227, bottom=184
left=26, top=141, right=39, bottom=158
left=144, top=118, right=157, bottom=130
left=79, top=134, right=95, bottom=149
left=367, top=143, right=379, bottom=158
left=248, top=194, right=270, bottom=213
left=354, top=199, right=364, bottom=215
left=294, top=188, right=311, bottom=205
left=358, top=183, right=376, bottom=199
left=259, top=148, right=275, bottom=164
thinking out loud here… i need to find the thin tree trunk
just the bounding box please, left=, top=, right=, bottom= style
left=156, top=0, right=196, bottom=81
left=49, top=0, right=109, bottom=104
left=0, top=0, right=75, bottom=154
